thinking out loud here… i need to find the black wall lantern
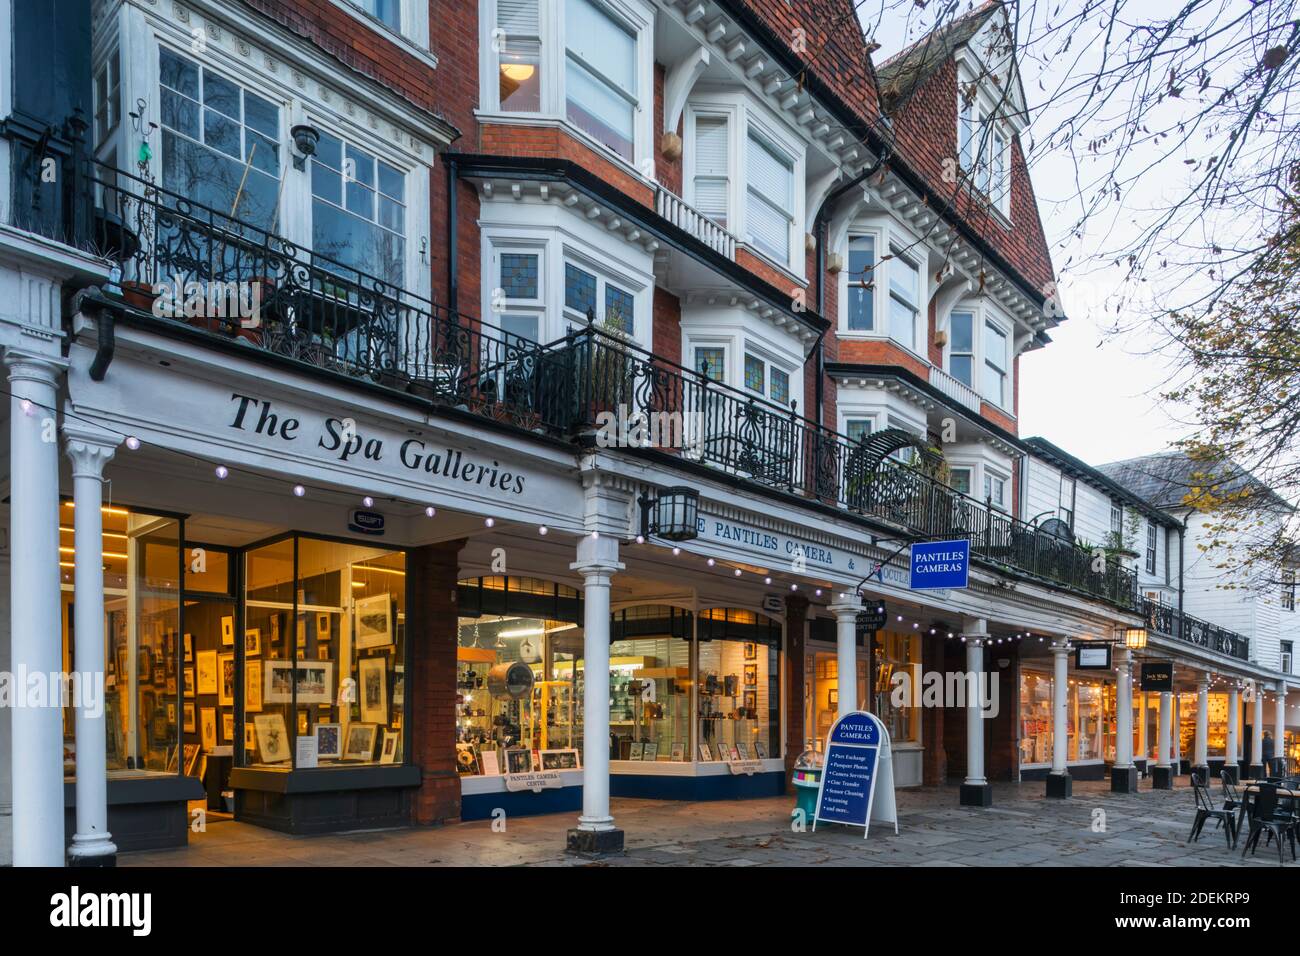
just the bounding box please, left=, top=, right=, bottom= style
left=290, top=123, right=321, bottom=170
left=639, top=486, right=699, bottom=542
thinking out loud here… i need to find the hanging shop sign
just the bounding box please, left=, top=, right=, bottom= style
left=1075, top=644, right=1112, bottom=670
left=813, top=710, right=898, bottom=838
left=1141, top=662, right=1174, bottom=692
left=347, top=509, right=386, bottom=536
left=761, top=593, right=785, bottom=614
left=908, top=539, right=970, bottom=591
left=856, top=604, right=888, bottom=637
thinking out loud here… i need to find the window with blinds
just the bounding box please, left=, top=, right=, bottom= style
left=497, top=0, right=541, bottom=112
left=565, top=0, right=636, bottom=160
left=745, top=131, right=793, bottom=263
left=693, top=115, right=729, bottom=228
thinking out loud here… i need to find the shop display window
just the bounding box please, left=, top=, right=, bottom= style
left=179, top=542, right=236, bottom=788
left=1176, top=692, right=1230, bottom=757
left=873, top=631, right=920, bottom=745
left=1019, top=669, right=1106, bottom=764
left=1071, top=679, right=1104, bottom=760
left=1019, top=670, right=1052, bottom=765
left=60, top=503, right=181, bottom=778
left=242, top=535, right=407, bottom=770
left=610, top=605, right=692, bottom=762
left=805, top=649, right=867, bottom=752
left=696, top=608, right=780, bottom=762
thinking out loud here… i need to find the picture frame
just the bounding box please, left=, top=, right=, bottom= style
left=220, top=615, right=234, bottom=647
left=540, top=748, right=580, bottom=770
left=641, top=741, right=658, bottom=762
left=744, top=664, right=757, bottom=685
left=315, top=612, right=330, bottom=644
left=218, top=652, right=235, bottom=707
left=183, top=667, right=194, bottom=696
left=354, top=593, right=394, bottom=649
left=182, top=702, right=195, bottom=734
left=628, top=742, right=644, bottom=761
left=245, top=659, right=263, bottom=713
left=342, top=723, right=378, bottom=761
left=698, top=743, right=713, bottom=762
left=269, top=612, right=281, bottom=648
left=183, top=743, right=201, bottom=776
left=196, top=651, right=218, bottom=695
left=200, top=707, right=217, bottom=751
left=315, top=722, right=341, bottom=759
left=244, top=628, right=261, bottom=657
left=736, top=742, right=751, bottom=760
left=294, top=660, right=334, bottom=706
left=670, top=742, right=685, bottom=762
left=297, top=710, right=309, bottom=735
left=265, top=660, right=294, bottom=704
left=753, top=741, right=768, bottom=760
left=728, top=744, right=741, bottom=761
left=183, top=633, right=193, bottom=663
left=244, top=723, right=255, bottom=751
left=392, top=664, right=404, bottom=708
left=379, top=729, right=400, bottom=765
left=358, top=656, right=388, bottom=724
left=743, top=690, right=757, bottom=711
left=505, top=748, right=533, bottom=774
left=744, top=641, right=757, bottom=660
left=222, top=711, right=235, bottom=742
left=253, top=713, right=291, bottom=763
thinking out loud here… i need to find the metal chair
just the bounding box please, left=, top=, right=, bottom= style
left=1189, top=778, right=1237, bottom=848
left=1240, top=783, right=1295, bottom=865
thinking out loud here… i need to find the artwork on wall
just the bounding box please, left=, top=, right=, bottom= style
left=379, top=729, right=400, bottom=764
left=222, top=711, right=235, bottom=742
left=196, top=650, right=218, bottom=695
left=220, top=616, right=234, bottom=647
left=294, top=660, right=334, bottom=705
left=244, top=723, right=255, bottom=751
left=184, top=633, right=193, bottom=662
left=359, top=656, right=388, bottom=724
left=200, top=707, right=217, bottom=751
left=253, top=713, right=291, bottom=763
left=245, top=659, right=263, bottom=713
left=392, top=664, right=404, bottom=708
left=744, top=642, right=757, bottom=660
left=540, top=749, right=580, bottom=770
left=244, top=628, right=261, bottom=657
left=316, top=612, right=330, bottom=644
left=218, top=652, right=235, bottom=707
left=183, top=667, right=195, bottom=696
left=183, top=702, right=196, bottom=734
left=354, top=593, right=393, bottom=649
left=265, top=660, right=294, bottom=704
left=342, top=722, right=378, bottom=761
left=315, top=722, right=341, bottom=759
left=269, top=612, right=281, bottom=648
left=743, top=690, right=757, bottom=712
left=744, top=664, right=757, bottom=685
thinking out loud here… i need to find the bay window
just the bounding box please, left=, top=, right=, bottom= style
left=495, top=249, right=544, bottom=345
left=743, top=352, right=792, bottom=406
left=564, top=0, right=636, bottom=160
left=846, top=235, right=875, bottom=331
left=692, top=114, right=730, bottom=228
left=564, top=259, right=635, bottom=334
left=949, top=310, right=974, bottom=385
left=982, top=319, right=1007, bottom=407
left=888, top=249, right=919, bottom=351
left=497, top=0, right=542, bottom=111
left=984, top=471, right=1006, bottom=510
left=745, top=131, right=794, bottom=264
left=310, top=132, right=407, bottom=287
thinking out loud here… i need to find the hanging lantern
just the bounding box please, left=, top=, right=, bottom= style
left=1124, top=626, right=1148, bottom=650
left=639, top=486, right=699, bottom=542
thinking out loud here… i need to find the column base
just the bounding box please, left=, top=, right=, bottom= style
left=1221, top=764, right=1240, bottom=784
left=1110, top=766, right=1139, bottom=793
left=1190, top=764, right=1209, bottom=785
left=959, top=783, right=992, bottom=807
left=566, top=827, right=625, bottom=856
left=1046, top=772, right=1072, bottom=799
left=67, top=850, right=117, bottom=868
left=1151, top=766, right=1174, bottom=790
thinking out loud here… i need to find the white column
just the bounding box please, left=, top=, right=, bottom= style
left=1275, top=684, right=1287, bottom=773
left=7, top=353, right=66, bottom=866
left=1051, top=641, right=1070, bottom=776
left=1172, top=694, right=1182, bottom=767
left=828, top=594, right=863, bottom=718
left=571, top=534, right=623, bottom=833
left=1226, top=685, right=1240, bottom=769
left=1115, top=647, right=1134, bottom=769
left=1194, top=674, right=1210, bottom=770
left=1138, top=690, right=1148, bottom=760
left=64, top=424, right=120, bottom=864
left=964, top=631, right=987, bottom=788
left=1253, top=689, right=1265, bottom=769
left=1156, top=691, right=1172, bottom=768
left=0, top=544, right=10, bottom=866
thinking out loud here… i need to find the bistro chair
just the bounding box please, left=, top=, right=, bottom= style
left=1217, top=771, right=1241, bottom=832
left=1189, top=778, right=1237, bottom=849
left=1240, top=783, right=1295, bottom=865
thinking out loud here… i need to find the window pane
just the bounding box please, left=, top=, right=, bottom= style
left=346, top=145, right=375, bottom=188
left=695, top=347, right=725, bottom=381
left=160, top=47, right=199, bottom=99
left=889, top=255, right=918, bottom=304
left=950, top=311, right=973, bottom=352
left=950, top=469, right=971, bottom=495
left=847, top=235, right=875, bottom=331
left=889, top=297, right=915, bottom=350
left=744, top=354, right=764, bottom=393
left=566, top=57, right=634, bottom=159
left=161, top=88, right=199, bottom=138
left=499, top=39, right=542, bottom=112
left=247, top=131, right=279, bottom=176
left=312, top=198, right=404, bottom=285
left=244, top=91, right=279, bottom=138
left=770, top=367, right=789, bottom=405
left=564, top=263, right=597, bottom=315
left=604, top=284, right=634, bottom=332
left=950, top=355, right=973, bottom=386
left=747, top=133, right=792, bottom=211
left=358, top=0, right=401, bottom=31
left=378, top=195, right=404, bottom=234
left=500, top=313, right=540, bottom=346
left=565, top=0, right=635, bottom=94
left=501, top=253, right=539, bottom=300
left=346, top=179, right=374, bottom=218
left=846, top=419, right=872, bottom=444
left=984, top=321, right=1007, bottom=370
left=982, top=363, right=1004, bottom=405
left=203, top=109, right=241, bottom=158
left=378, top=162, right=404, bottom=201
left=202, top=72, right=240, bottom=120
left=747, top=193, right=789, bottom=261
left=162, top=130, right=279, bottom=229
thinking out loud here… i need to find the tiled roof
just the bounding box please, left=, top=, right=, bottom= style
left=875, top=1, right=1001, bottom=111
left=1096, top=452, right=1291, bottom=513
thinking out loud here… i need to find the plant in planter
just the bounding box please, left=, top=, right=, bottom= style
left=584, top=307, right=638, bottom=423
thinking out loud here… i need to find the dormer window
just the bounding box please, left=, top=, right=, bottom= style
left=957, top=86, right=1011, bottom=216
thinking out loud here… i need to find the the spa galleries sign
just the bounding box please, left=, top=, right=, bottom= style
left=909, top=538, right=969, bottom=590
left=813, top=711, right=898, bottom=838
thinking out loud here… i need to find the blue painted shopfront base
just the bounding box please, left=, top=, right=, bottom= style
left=461, top=785, right=583, bottom=821
left=611, top=771, right=785, bottom=801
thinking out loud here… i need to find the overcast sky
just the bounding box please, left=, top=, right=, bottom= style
left=857, top=0, right=1211, bottom=466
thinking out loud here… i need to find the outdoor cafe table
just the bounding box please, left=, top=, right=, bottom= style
left=1236, top=781, right=1300, bottom=835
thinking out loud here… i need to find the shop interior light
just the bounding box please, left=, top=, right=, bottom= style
left=1124, top=626, right=1148, bottom=650
left=500, top=62, right=536, bottom=82
left=362, top=496, right=375, bottom=508
left=485, top=518, right=495, bottom=527
left=538, top=525, right=548, bottom=535
left=292, top=484, right=306, bottom=497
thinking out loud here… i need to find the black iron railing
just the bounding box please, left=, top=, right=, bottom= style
left=1141, top=598, right=1251, bottom=661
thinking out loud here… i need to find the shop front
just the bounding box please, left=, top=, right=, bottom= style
left=1018, top=657, right=1111, bottom=781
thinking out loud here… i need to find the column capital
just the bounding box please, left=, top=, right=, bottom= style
left=4, top=349, right=67, bottom=387
left=827, top=594, right=863, bottom=617
left=63, top=421, right=121, bottom=480
left=1050, top=640, right=1072, bottom=657
left=1198, top=673, right=1212, bottom=690
left=570, top=532, right=623, bottom=580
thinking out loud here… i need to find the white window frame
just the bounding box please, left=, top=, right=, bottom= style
left=561, top=249, right=641, bottom=336
left=947, top=464, right=974, bottom=497
left=982, top=316, right=1010, bottom=409
left=683, top=103, right=737, bottom=232
left=744, top=126, right=797, bottom=269
left=742, top=345, right=796, bottom=409
left=983, top=466, right=1009, bottom=511
left=487, top=238, right=548, bottom=344
left=943, top=302, right=1016, bottom=410
left=955, top=65, right=1012, bottom=219
left=1059, top=476, right=1076, bottom=528
left=843, top=232, right=879, bottom=333
left=887, top=246, right=922, bottom=354
left=947, top=308, right=976, bottom=387
left=1283, top=572, right=1296, bottom=613
left=478, top=0, right=654, bottom=179
left=1110, top=502, right=1123, bottom=538
left=1145, top=523, right=1157, bottom=575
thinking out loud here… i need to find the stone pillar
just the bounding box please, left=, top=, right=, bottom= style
left=828, top=594, right=863, bottom=717
left=7, top=352, right=66, bottom=866
left=64, top=424, right=120, bottom=866
left=567, top=534, right=624, bottom=855
left=959, top=622, right=992, bottom=807
left=1153, top=688, right=1174, bottom=789
left=1047, top=641, right=1072, bottom=798
left=1251, top=689, right=1265, bottom=778
left=1224, top=685, right=1240, bottom=783
left=1172, top=693, right=1182, bottom=771
left=783, top=593, right=809, bottom=777
left=1112, top=646, right=1138, bottom=792
left=408, top=539, right=466, bottom=825
left=0, top=541, right=9, bottom=867
left=1192, top=673, right=1210, bottom=784
left=1275, top=684, right=1287, bottom=775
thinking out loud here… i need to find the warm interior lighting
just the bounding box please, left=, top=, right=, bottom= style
left=59, top=546, right=129, bottom=560
left=500, top=62, right=536, bottom=82
left=59, top=526, right=129, bottom=540
left=1124, top=627, right=1148, bottom=650
left=61, top=502, right=131, bottom=516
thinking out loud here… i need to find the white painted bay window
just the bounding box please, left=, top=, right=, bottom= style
left=743, top=352, right=792, bottom=407
left=564, top=259, right=636, bottom=334
left=888, top=248, right=919, bottom=351
left=746, top=131, right=795, bottom=264
left=846, top=235, right=876, bottom=331
left=982, top=318, right=1008, bottom=407
left=692, top=114, right=730, bottom=228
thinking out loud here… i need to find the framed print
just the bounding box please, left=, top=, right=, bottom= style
left=220, top=615, right=234, bottom=647
left=297, top=710, right=309, bottom=735
left=315, top=722, right=341, bottom=759
left=736, top=742, right=751, bottom=760
left=354, top=593, right=393, bottom=649
left=253, top=713, right=291, bottom=763
left=137, top=647, right=151, bottom=680
left=269, top=612, right=281, bottom=647
left=183, top=743, right=202, bottom=776
left=392, top=664, right=404, bottom=708
left=218, top=653, right=235, bottom=706
left=245, top=659, right=263, bottom=713
left=828, top=687, right=838, bottom=709
left=343, top=722, right=378, bottom=761
left=222, top=711, right=234, bottom=742
left=743, top=690, right=757, bottom=711
left=244, top=723, right=255, bottom=751
left=152, top=663, right=165, bottom=686
left=264, top=660, right=294, bottom=704
left=196, top=650, right=218, bottom=695
left=540, top=749, right=580, bottom=770
left=754, top=741, right=768, bottom=759
left=200, top=707, right=217, bottom=751
left=295, top=618, right=304, bottom=649
left=183, top=702, right=196, bottom=734
left=628, top=742, right=644, bottom=761
left=744, top=642, right=757, bottom=660
left=315, top=612, right=330, bottom=643
left=379, top=729, right=400, bottom=764
left=183, top=633, right=193, bottom=662
left=358, top=656, right=388, bottom=723
left=698, top=742, right=713, bottom=761
left=641, top=741, right=658, bottom=761
left=183, top=667, right=194, bottom=696
left=295, top=660, right=334, bottom=706
left=670, top=742, right=685, bottom=762
left=505, top=748, right=533, bottom=774
left=166, top=675, right=177, bottom=696
left=744, top=664, right=757, bottom=685
left=728, top=744, right=741, bottom=761
left=244, top=628, right=261, bottom=657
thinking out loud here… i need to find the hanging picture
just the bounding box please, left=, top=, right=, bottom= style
left=316, top=612, right=330, bottom=643
left=359, top=657, right=388, bottom=724
left=183, top=702, right=196, bottom=734
left=200, top=707, right=217, bottom=751
left=743, top=690, right=757, bottom=712
left=183, top=667, right=194, bottom=696
left=244, top=628, right=261, bottom=657
left=244, top=723, right=255, bottom=751
left=744, top=664, right=757, bottom=685
left=218, top=652, right=235, bottom=707
left=315, top=722, right=341, bottom=759
left=264, top=661, right=294, bottom=704
left=196, top=650, right=218, bottom=695
left=342, top=722, right=378, bottom=761
left=245, top=659, right=263, bottom=713
left=254, top=713, right=291, bottom=763
left=183, top=633, right=193, bottom=662
left=269, top=612, right=281, bottom=647
left=354, top=593, right=393, bottom=649
left=220, top=616, right=234, bottom=647
left=744, top=642, right=757, bottom=660
left=222, top=711, right=234, bottom=742
left=392, top=664, right=404, bottom=708
left=379, top=729, right=400, bottom=765
left=295, top=660, right=334, bottom=705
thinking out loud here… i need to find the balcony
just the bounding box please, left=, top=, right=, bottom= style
left=1141, top=598, right=1251, bottom=662
left=929, top=365, right=983, bottom=414
left=655, top=185, right=737, bottom=260
left=69, top=158, right=1135, bottom=612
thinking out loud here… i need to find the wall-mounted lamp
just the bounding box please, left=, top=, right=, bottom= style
left=1124, top=626, right=1148, bottom=650
left=639, top=486, right=699, bottom=542
left=290, top=123, right=321, bottom=171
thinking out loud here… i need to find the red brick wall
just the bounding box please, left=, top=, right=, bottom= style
left=654, top=63, right=683, bottom=195
left=408, top=539, right=466, bottom=825
left=836, top=338, right=931, bottom=381
left=652, top=288, right=683, bottom=367
left=783, top=594, right=810, bottom=781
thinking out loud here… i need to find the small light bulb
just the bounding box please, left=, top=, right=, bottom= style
left=790, top=583, right=798, bottom=591
left=538, top=525, right=548, bottom=535
left=425, top=506, right=436, bottom=517
left=815, top=589, right=822, bottom=596
left=672, top=547, right=681, bottom=556
left=707, top=558, right=715, bottom=567
left=293, top=485, right=305, bottom=497
left=215, top=465, right=229, bottom=479
left=485, top=517, right=495, bottom=527
left=19, top=399, right=32, bottom=415
left=734, top=569, right=742, bottom=577
left=125, top=436, right=141, bottom=451
left=362, top=496, right=374, bottom=508
left=635, top=535, right=644, bottom=544
left=764, top=577, right=772, bottom=585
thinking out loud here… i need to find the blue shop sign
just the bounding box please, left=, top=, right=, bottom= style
left=813, top=710, right=897, bottom=838
left=909, top=538, right=969, bottom=590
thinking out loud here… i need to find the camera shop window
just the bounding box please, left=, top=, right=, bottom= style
left=696, top=608, right=781, bottom=762
left=610, top=605, right=693, bottom=763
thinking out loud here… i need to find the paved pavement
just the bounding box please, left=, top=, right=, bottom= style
left=121, top=778, right=1289, bottom=867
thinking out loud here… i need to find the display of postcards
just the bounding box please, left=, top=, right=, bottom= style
left=698, top=743, right=713, bottom=762
left=218, top=653, right=235, bottom=706
left=728, top=745, right=741, bottom=761
left=670, top=742, right=685, bottom=762
left=641, top=742, right=658, bottom=762
left=753, top=741, right=768, bottom=760
left=540, top=749, right=580, bottom=770
left=628, top=742, right=644, bottom=761
left=736, top=742, right=751, bottom=760
left=744, top=664, right=757, bottom=686
left=504, top=747, right=533, bottom=774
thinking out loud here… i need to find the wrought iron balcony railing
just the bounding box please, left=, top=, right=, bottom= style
left=1140, top=597, right=1251, bottom=661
